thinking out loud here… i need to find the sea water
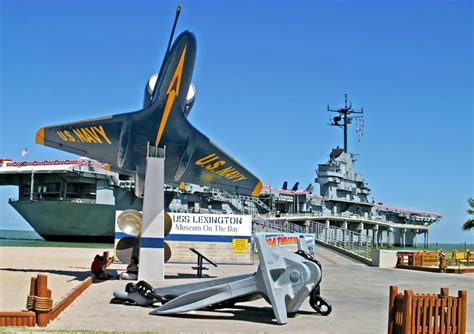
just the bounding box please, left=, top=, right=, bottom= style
left=0, top=229, right=471, bottom=250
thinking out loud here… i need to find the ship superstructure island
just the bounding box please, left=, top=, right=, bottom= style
left=257, top=95, right=440, bottom=248
left=0, top=95, right=441, bottom=247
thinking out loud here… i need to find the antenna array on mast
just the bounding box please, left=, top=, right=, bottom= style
left=327, top=94, right=364, bottom=153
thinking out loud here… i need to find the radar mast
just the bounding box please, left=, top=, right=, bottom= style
left=327, top=94, right=364, bottom=153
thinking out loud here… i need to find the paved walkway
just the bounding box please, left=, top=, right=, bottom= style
left=1, top=246, right=473, bottom=333
left=50, top=247, right=474, bottom=333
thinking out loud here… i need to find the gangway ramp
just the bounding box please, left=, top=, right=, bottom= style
left=316, top=245, right=365, bottom=266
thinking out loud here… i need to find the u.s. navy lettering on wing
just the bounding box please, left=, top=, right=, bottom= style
left=195, top=153, right=248, bottom=182
left=56, top=125, right=112, bottom=144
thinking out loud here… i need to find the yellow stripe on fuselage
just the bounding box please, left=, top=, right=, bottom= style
left=155, top=46, right=187, bottom=146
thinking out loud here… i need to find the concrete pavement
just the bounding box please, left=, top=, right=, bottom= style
left=1, top=246, right=472, bottom=333
left=48, top=247, right=474, bottom=333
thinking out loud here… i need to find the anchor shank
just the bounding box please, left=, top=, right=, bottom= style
left=151, top=276, right=259, bottom=314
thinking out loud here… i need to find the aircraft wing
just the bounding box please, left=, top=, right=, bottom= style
left=35, top=111, right=144, bottom=173
left=193, top=138, right=263, bottom=197
left=165, top=123, right=263, bottom=196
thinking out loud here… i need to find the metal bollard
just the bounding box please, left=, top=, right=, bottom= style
left=35, top=274, right=52, bottom=327
left=438, top=253, right=447, bottom=273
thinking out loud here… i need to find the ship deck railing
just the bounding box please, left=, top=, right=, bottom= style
left=9, top=197, right=96, bottom=204
left=253, top=218, right=373, bottom=261
left=256, top=213, right=430, bottom=231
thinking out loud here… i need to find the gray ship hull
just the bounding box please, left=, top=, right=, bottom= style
left=9, top=200, right=115, bottom=243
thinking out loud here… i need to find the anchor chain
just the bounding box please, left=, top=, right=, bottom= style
left=295, top=249, right=332, bottom=316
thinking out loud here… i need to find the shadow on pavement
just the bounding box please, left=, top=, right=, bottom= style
left=150, top=304, right=322, bottom=325
left=0, top=267, right=90, bottom=282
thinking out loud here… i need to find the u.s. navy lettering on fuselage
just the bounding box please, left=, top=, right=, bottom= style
left=195, top=153, right=248, bottom=182
left=56, top=125, right=112, bottom=144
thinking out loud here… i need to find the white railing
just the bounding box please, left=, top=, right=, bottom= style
left=253, top=219, right=373, bottom=260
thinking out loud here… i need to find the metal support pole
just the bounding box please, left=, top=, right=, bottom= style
left=373, top=226, right=379, bottom=249
left=325, top=219, right=330, bottom=243
left=30, top=171, right=34, bottom=201
left=138, top=156, right=165, bottom=282
left=366, top=234, right=369, bottom=256
left=197, top=255, right=203, bottom=277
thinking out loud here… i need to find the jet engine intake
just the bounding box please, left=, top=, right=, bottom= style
left=143, top=73, right=195, bottom=116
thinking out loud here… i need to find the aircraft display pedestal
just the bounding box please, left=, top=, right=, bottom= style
left=138, top=156, right=165, bottom=282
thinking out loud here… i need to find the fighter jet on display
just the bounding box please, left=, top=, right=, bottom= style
left=35, top=6, right=262, bottom=198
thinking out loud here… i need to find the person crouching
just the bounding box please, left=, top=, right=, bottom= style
left=91, top=254, right=105, bottom=280
left=119, top=256, right=139, bottom=280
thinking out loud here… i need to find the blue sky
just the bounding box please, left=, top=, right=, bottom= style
left=1, top=0, right=472, bottom=243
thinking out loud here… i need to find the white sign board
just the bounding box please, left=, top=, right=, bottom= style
left=169, top=213, right=252, bottom=236
left=256, top=232, right=316, bottom=257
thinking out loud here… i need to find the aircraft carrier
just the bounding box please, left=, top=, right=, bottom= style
left=0, top=147, right=441, bottom=246
left=0, top=95, right=441, bottom=246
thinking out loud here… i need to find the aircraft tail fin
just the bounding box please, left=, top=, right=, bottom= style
left=304, top=183, right=314, bottom=194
